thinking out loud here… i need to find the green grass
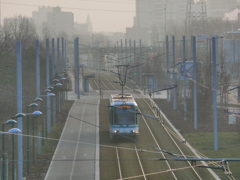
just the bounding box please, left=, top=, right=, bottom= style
left=183, top=132, right=240, bottom=179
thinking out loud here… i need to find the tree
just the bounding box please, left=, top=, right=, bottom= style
left=2, top=15, right=38, bottom=50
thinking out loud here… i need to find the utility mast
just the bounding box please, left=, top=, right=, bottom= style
left=0, top=0, right=1, bottom=27
left=186, top=0, right=207, bottom=36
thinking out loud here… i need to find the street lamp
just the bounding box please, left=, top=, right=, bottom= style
left=34, top=97, right=43, bottom=103
left=39, top=91, right=55, bottom=137
left=12, top=111, right=42, bottom=180
left=60, top=75, right=67, bottom=104
left=26, top=103, right=39, bottom=173
left=52, top=81, right=63, bottom=113
left=4, top=119, right=18, bottom=180
left=1, top=127, right=21, bottom=180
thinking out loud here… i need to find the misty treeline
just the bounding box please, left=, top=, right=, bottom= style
left=0, top=14, right=110, bottom=179
left=0, top=14, right=110, bottom=120
left=0, top=15, right=42, bottom=123
left=0, top=15, right=47, bottom=179
left=142, top=17, right=235, bottom=124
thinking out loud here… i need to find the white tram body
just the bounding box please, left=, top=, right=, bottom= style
left=109, top=94, right=139, bottom=139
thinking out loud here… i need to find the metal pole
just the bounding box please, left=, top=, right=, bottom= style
left=46, top=39, right=51, bottom=134
left=76, top=38, right=80, bottom=99
left=2, top=124, right=5, bottom=180
left=116, top=41, right=119, bottom=67
left=64, top=40, right=67, bottom=100
left=64, top=39, right=67, bottom=69
left=26, top=107, right=30, bottom=174
left=97, top=43, right=100, bottom=72
left=140, top=39, right=142, bottom=88
left=172, top=36, right=176, bottom=110
left=37, top=131, right=41, bottom=155
left=57, top=38, right=60, bottom=76
left=61, top=37, right=64, bottom=72
left=134, top=40, right=136, bottom=83
left=31, top=109, right=35, bottom=164
left=74, top=38, right=80, bottom=99
left=74, top=38, right=77, bottom=94
left=11, top=123, right=15, bottom=180
left=51, top=38, right=56, bottom=123
left=166, top=35, right=169, bottom=102
left=121, top=39, right=122, bottom=65
left=60, top=37, right=64, bottom=106
left=52, top=38, right=55, bottom=78
left=57, top=38, right=61, bottom=113
left=53, top=96, right=56, bottom=123
left=16, top=40, right=23, bottom=180
left=192, top=36, right=198, bottom=129
left=36, top=40, right=40, bottom=98
left=212, top=36, right=218, bottom=150
left=183, top=36, right=187, bottom=121
left=129, top=40, right=132, bottom=77
left=125, top=39, right=127, bottom=65
left=129, top=39, right=132, bottom=65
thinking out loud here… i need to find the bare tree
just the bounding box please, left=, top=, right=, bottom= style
left=2, top=15, right=38, bottom=50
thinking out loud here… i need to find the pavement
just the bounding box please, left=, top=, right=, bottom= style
left=44, top=79, right=100, bottom=180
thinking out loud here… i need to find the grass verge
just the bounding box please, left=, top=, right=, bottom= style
left=183, top=132, right=240, bottom=179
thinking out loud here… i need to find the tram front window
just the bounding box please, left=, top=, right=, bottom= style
left=114, top=106, right=135, bottom=125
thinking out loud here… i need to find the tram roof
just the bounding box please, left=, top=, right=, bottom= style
left=110, top=94, right=136, bottom=104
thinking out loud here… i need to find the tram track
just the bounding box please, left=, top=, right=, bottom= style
left=140, top=107, right=177, bottom=179
left=139, top=97, right=202, bottom=179
left=114, top=141, right=147, bottom=180
left=92, top=71, right=219, bottom=179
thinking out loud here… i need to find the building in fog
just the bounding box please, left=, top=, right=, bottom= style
left=32, top=6, right=74, bottom=38
left=74, top=15, right=93, bottom=35
left=223, top=30, right=240, bottom=78
left=126, top=0, right=187, bottom=45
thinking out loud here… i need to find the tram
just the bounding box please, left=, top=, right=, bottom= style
left=109, top=93, right=139, bottom=140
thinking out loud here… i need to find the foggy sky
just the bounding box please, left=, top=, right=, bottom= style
left=1, top=0, right=135, bottom=33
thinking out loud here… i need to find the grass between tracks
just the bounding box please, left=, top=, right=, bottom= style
left=183, top=132, right=240, bottom=179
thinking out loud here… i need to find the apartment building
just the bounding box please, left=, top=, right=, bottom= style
left=127, top=0, right=187, bottom=44
left=32, top=6, right=74, bottom=38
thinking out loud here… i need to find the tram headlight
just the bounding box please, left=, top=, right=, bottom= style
left=131, top=130, right=135, bottom=133
left=114, top=130, right=119, bottom=133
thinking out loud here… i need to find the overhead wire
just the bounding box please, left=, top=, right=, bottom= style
left=1, top=2, right=140, bottom=13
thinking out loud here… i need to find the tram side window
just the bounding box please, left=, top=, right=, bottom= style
left=109, top=107, right=113, bottom=124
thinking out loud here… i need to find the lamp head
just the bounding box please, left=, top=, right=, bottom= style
left=34, top=97, right=43, bottom=102
left=5, top=119, right=17, bottom=124
left=29, top=103, right=38, bottom=107
left=32, top=111, right=42, bottom=115
left=8, top=128, right=21, bottom=133
left=13, top=113, right=26, bottom=118
left=47, top=93, right=55, bottom=97
left=52, top=79, right=59, bottom=83
left=44, top=89, right=51, bottom=93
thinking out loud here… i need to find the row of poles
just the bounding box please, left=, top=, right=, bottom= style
left=165, top=35, right=219, bottom=150
left=88, top=36, right=219, bottom=150
left=1, top=37, right=68, bottom=180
